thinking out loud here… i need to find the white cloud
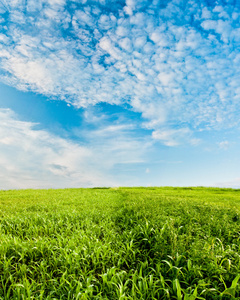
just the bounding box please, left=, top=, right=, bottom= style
left=218, top=141, right=229, bottom=150
left=214, top=178, right=240, bottom=189
left=152, top=128, right=193, bottom=147
left=0, top=0, right=240, bottom=147
left=157, top=72, right=175, bottom=86
left=0, top=109, right=112, bottom=189
left=0, top=34, right=8, bottom=43
left=0, top=108, right=150, bottom=189
left=118, top=37, right=132, bottom=52
left=26, top=0, right=43, bottom=12
left=201, top=20, right=217, bottom=30
left=79, top=113, right=152, bottom=166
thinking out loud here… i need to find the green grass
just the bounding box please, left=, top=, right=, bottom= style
left=0, top=187, right=240, bottom=299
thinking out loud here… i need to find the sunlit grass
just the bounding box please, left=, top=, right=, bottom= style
left=0, top=187, right=240, bottom=299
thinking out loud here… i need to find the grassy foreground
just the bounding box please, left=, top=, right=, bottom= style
left=0, top=187, right=240, bottom=299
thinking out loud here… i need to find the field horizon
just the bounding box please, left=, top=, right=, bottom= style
left=1, top=186, right=240, bottom=192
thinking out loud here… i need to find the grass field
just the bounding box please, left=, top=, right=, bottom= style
left=0, top=187, right=240, bottom=299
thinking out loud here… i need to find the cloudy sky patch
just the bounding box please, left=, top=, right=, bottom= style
left=0, top=0, right=240, bottom=188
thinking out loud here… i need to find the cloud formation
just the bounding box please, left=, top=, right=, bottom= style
left=0, top=108, right=102, bottom=188
left=0, top=0, right=240, bottom=144
left=215, top=178, right=240, bottom=189
left=0, top=108, right=149, bottom=189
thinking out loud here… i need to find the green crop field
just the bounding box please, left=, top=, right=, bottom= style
left=0, top=187, right=240, bottom=299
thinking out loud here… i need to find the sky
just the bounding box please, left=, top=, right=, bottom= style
left=0, top=0, right=240, bottom=189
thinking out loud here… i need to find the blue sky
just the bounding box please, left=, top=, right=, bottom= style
left=0, top=0, right=240, bottom=189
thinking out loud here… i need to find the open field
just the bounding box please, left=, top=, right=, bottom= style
left=0, top=187, right=240, bottom=299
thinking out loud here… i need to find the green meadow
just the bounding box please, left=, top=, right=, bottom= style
left=0, top=187, right=240, bottom=299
